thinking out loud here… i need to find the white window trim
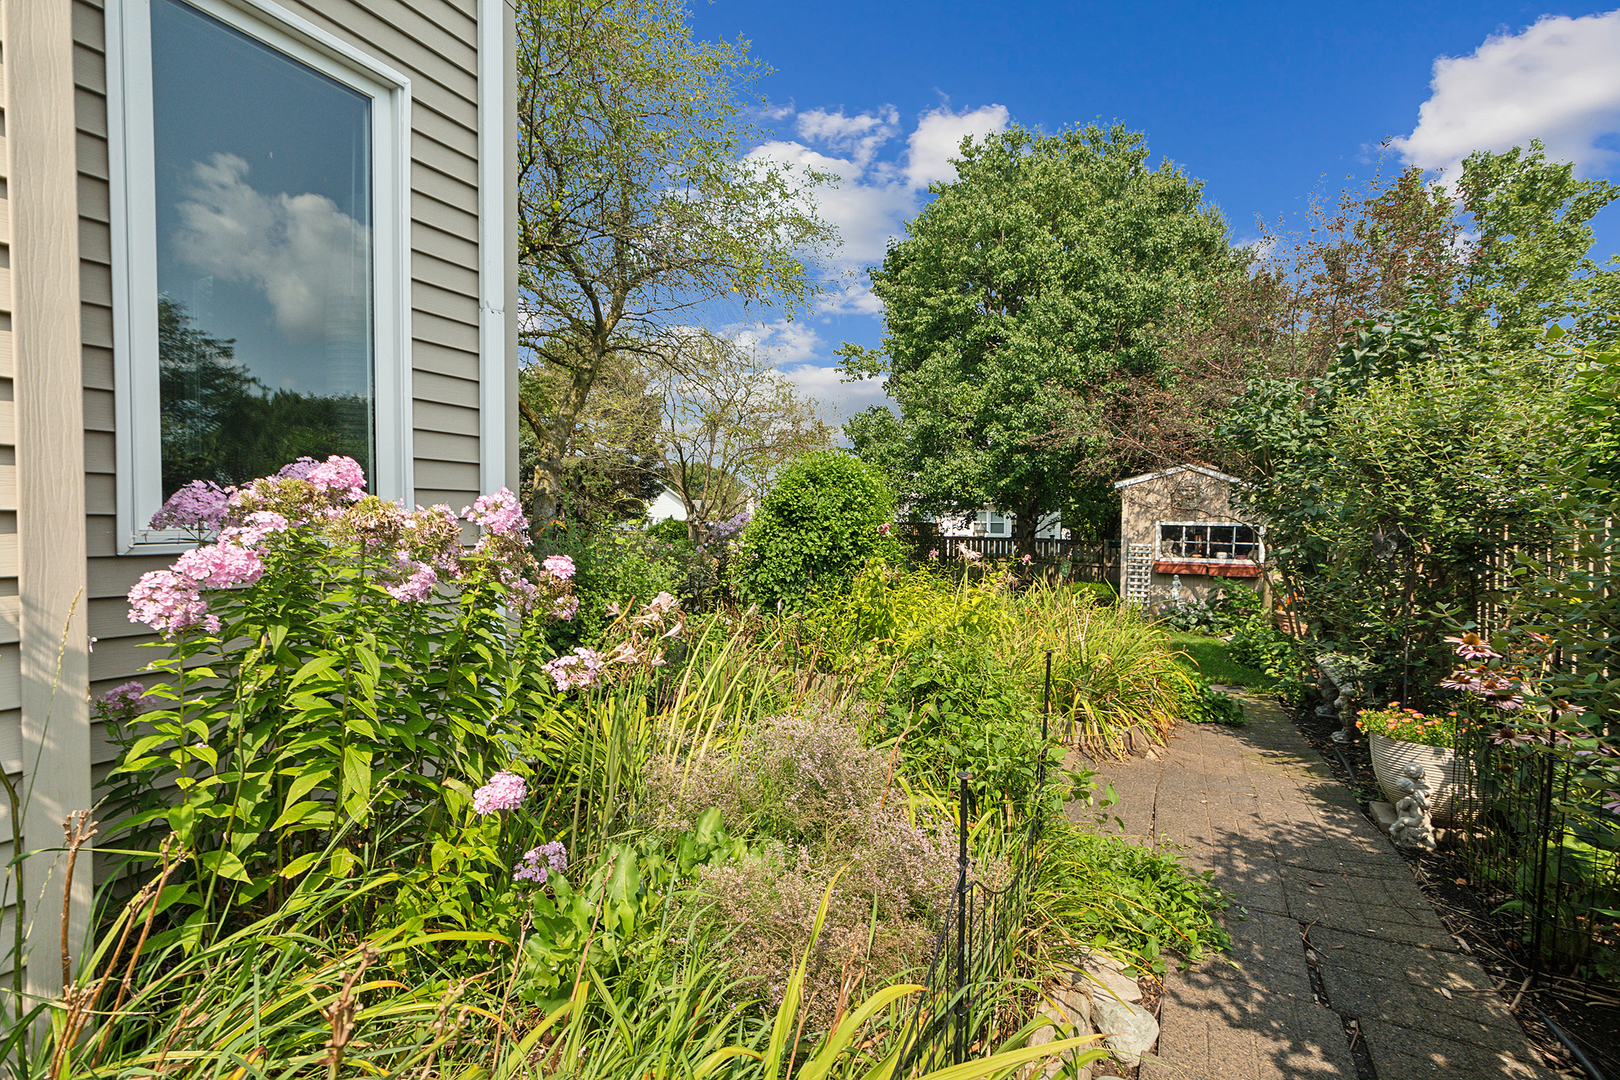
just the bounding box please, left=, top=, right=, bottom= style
left=106, top=0, right=414, bottom=554
left=1154, top=521, right=1266, bottom=564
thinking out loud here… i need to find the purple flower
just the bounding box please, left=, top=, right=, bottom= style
left=220, top=510, right=289, bottom=550
left=465, top=488, right=527, bottom=538
left=278, top=457, right=321, bottom=481
left=552, top=595, right=579, bottom=621
left=99, top=681, right=151, bottom=715
left=472, top=770, right=527, bottom=815
left=1020, top=553, right=1033, bottom=565
left=1603, top=791, right=1620, bottom=816
left=513, top=840, right=569, bottom=884
left=543, top=553, right=577, bottom=581
left=150, top=481, right=231, bottom=531
left=709, top=510, right=751, bottom=543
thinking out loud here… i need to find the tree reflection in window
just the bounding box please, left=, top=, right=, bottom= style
left=159, top=297, right=370, bottom=496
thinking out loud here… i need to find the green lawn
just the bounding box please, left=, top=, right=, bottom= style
left=1163, top=630, right=1275, bottom=690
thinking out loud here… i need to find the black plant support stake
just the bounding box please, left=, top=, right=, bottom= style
left=955, top=770, right=971, bottom=1067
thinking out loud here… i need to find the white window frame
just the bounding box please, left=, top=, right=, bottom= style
left=1155, top=521, right=1265, bottom=564
left=106, top=0, right=414, bottom=554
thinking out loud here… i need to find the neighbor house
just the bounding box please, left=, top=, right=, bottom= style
left=3, top=0, right=516, bottom=1002
left=1114, top=465, right=1264, bottom=610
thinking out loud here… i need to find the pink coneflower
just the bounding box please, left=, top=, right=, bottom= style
left=1444, top=633, right=1500, bottom=660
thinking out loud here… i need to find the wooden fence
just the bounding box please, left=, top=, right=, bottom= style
left=928, top=535, right=1121, bottom=586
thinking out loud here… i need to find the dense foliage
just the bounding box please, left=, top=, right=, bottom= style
left=733, top=451, right=903, bottom=610
left=841, top=124, right=1235, bottom=554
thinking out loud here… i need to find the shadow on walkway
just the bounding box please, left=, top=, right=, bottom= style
left=1067, top=695, right=1562, bottom=1079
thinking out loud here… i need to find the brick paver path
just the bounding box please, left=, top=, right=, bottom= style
left=1072, top=694, right=1562, bottom=1079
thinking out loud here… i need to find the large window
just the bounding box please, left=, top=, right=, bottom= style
left=1157, top=522, right=1261, bottom=562
left=109, top=0, right=411, bottom=550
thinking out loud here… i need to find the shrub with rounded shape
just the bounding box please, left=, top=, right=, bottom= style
left=733, top=451, right=901, bottom=610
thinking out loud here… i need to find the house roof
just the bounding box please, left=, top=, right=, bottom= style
left=1112, top=464, right=1244, bottom=490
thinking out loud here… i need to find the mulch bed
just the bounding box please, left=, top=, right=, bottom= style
left=1290, top=700, right=1620, bottom=1080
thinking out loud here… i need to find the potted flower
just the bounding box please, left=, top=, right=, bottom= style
left=1358, top=705, right=1473, bottom=825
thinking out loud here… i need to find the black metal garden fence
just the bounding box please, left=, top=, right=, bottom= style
left=1454, top=718, right=1620, bottom=984
left=889, top=655, right=1056, bottom=1076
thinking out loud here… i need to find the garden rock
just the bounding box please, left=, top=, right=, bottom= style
left=1091, top=994, right=1157, bottom=1065
left=1023, top=986, right=1093, bottom=1080
left=1082, top=960, right=1141, bottom=1004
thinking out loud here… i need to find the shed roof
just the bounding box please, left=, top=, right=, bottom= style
left=1112, top=464, right=1245, bottom=490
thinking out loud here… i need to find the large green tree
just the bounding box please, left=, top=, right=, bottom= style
left=840, top=124, right=1234, bottom=557
left=516, top=0, right=833, bottom=522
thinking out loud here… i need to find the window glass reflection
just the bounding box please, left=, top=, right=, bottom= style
left=151, top=0, right=373, bottom=497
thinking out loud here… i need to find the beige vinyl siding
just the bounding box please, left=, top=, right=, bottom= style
left=0, top=15, right=19, bottom=792
left=68, top=0, right=494, bottom=834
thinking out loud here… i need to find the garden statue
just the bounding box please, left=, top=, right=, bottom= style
left=1388, top=762, right=1436, bottom=851
left=1315, top=652, right=1366, bottom=744
left=1170, top=574, right=1183, bottom=605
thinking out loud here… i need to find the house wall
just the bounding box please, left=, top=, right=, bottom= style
left=1119, top=470, right=1258, bottom=609
left=0, top=0, right=510, bottom=998
left=73, top=0, right=498, bottom=727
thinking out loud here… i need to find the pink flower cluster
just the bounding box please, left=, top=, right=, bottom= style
left=545, top=648, right=605, bottom=691
left=472, top=770, right=527, bottom=815
left=128, top=457, right=579, bottom=635
left=465, top=488, right=527, bottom=539
left=96, top=681, right=152, bottom=719
left=513, top=840, right=568, bottom=884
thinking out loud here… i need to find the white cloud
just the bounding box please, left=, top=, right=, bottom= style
left=778, top=363, right=892, bottom=421
left=904, top=104, right=1011, bottom=189
left=796, top=106, right=900, bottom=167
left=732, top=317, right=824, bottom=367
left=172, top=153, right=367, bottom=340
left=748, top=102, right=1009, bottom=269
left=816, top=280, right=885, bottom=317
left=1391, top=11, right=1620, bottom=178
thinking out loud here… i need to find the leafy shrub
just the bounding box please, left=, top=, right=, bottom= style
left=733, top=451, right=903, bottom=610
left=536, top=522, right=684, bottom=645
left=1031, top=819, right=1230, bottom=976
left=1179, top=674, right=1247, bottom=725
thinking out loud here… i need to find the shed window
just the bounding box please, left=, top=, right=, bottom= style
left=1157, top=523, right=1260, bottom=561
left=108, top=0, right=411, bottom=551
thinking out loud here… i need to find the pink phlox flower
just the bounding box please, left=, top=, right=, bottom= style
left=387, top=559, right=438, bottom=602
left=127, top=570, right=218, bottom=637
left=472, top=770, right=527, bottom=815
left=553, top=595, right=579, bottom=622
left=174, top=543, right=265, bottom=590
left=544, top=648, right=603, bottom=691
left=150, top=481, right=232, bottom=531
left=220, top=510, right=289, bottom=550
left=304, top=456, right=368, bottom=500
left=1444, top=633, right=1500, bottom=660
left=465, top=488, right=527, bottom=538
left=543, top=553, right=577, bottom=581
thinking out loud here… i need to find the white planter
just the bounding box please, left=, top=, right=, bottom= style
left=1369, top=733, right=1474, bottom=826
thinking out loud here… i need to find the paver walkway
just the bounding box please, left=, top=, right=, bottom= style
left=1072, top=694, right=1561, bottom=1079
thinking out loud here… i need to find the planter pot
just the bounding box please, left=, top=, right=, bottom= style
left=1369, top=733, right=1475, bottom=826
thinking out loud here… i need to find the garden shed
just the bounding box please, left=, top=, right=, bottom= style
left=1113, top=464, right=1264, bottom=611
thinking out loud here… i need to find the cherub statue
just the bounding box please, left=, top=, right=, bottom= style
left=1315, top=651, right=1373, bottom=743
left=1388, top=762, right=1435, bottom=851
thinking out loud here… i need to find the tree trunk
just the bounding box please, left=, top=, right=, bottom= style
left=1014, top=502, right=1040, bottom=562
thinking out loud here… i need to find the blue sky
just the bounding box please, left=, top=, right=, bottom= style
left=683, top=1, right=1620, bottom=419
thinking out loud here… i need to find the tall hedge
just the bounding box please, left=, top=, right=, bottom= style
left=734, top=451, right=901, bottom=610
